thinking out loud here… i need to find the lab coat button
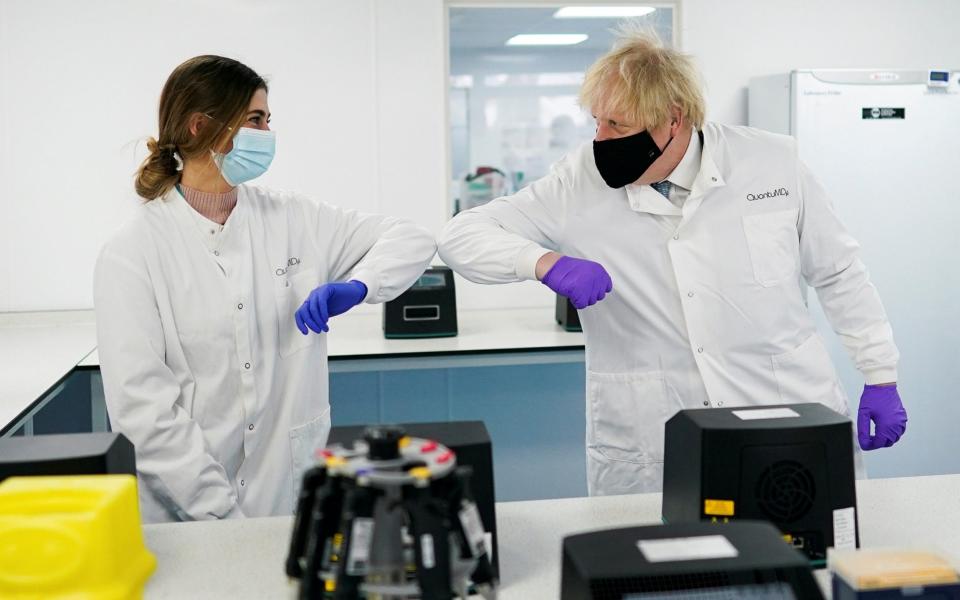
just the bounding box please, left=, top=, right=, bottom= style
left=703, top=400, right=710, bottom=406
left=244, top=362, right=251, bottom=369
left=687, top=292, right=694, bottom=298
left=213, top=250, right=220, bottom=256
left=248, top=424, right=254, bottom=431
left=673, top=233, right=679, bottom=240
left=237, top=303, right=243, bottom=310
left=240, top=480, right=245, bottom=487
left=697, top=347, right=704, bottom=353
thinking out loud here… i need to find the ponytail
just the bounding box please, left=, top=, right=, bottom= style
left=135, top=137, right=181, bottom=201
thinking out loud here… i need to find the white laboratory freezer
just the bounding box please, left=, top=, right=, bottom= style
left=749, top=69, right=960, bottom=477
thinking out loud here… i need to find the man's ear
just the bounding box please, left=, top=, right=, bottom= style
left=670, top=106, right=683, bottom=130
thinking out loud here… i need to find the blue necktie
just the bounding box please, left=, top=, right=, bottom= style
left=651, top=180, right=671, bottom=199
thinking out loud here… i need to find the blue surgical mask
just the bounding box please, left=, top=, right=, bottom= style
left=212, top=127, right=276, bottom=186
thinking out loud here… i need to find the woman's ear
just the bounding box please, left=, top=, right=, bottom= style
left=187, top=113, right=207, bottom=137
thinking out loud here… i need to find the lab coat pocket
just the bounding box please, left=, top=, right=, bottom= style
left=276, top=269, right=321, bottom=358
left=587, top=370, right=681, bottom=465
left=289, top=409, right=331, bottom=505
left=742, top=209, right=800, bottom=287
left=772, top=334, right=849, bottom=415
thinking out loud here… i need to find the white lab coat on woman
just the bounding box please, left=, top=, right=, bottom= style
left=94, top=185, right=436, bottom=522
left=438, top=122, right=897, bottom=496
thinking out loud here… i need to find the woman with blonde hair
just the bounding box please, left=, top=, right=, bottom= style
left=439, top=30, right=905, bottom=496
left=95, top=55, right=436, bottom=522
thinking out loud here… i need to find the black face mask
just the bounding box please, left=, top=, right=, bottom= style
left=593, top=129, right=673, bottom=189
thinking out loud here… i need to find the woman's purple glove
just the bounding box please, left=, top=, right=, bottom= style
left=295, top=280, right=368, bottom=334
left=857, top=384, right=908, bottom=450
left=541, top=256, right=613, bottom=309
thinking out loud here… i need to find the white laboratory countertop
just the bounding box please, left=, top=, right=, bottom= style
left=1, top=308, right=583, bottom=430
left=71, top=307, right=583, bottom=366
left=140, top=474, right=960, bottom=599
left=325, top=307, right=583, bottom=358
left=0, top=311, right=98, bottom=433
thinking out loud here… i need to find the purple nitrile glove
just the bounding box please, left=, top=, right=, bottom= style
left=295, top=280, right=368, bottom=335
left=857, top=384, right=908, bottom=451
left=541, top=255, right=613, bottom=309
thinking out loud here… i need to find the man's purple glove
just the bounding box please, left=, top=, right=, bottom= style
left=541, top=256, right=613, bottom=309
left=857, top=384, right=907, bottom=450
left=295, top=280, right=367, bottom=334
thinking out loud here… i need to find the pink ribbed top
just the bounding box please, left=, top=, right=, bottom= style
left=179, top=184, right=238, bottom=225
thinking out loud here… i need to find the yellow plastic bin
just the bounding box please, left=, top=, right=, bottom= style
left=0, top=474, right=156, bottom=599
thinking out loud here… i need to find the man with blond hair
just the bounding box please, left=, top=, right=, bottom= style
left=438, top=31, right=907, bottom=496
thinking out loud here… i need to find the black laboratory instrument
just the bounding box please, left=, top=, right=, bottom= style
left=0, top=432, right=135, bottom=484
left=555, top=295, right=582, bottom=332
left=286, top=425, right=497, bottom=599
left=383, top=267, right=458, bottom=339
left=329, top=421, right=498, bottom=576
left=663, top=402, right=859, bottom=565
left=561, top=520, right=823, bottom=599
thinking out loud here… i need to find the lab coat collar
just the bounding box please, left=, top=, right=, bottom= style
left=623, top=127, right=724, bottom=216
left=164, top=185, right=246, bottom=253
left=691, top=124, right=726, bottom=196
left=622, top=131, right=695, bottom=216
left=664, top=127, right=701, bottom=191
left=625, top=184, right=683, bottom=216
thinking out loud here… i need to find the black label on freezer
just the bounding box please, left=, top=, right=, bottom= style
left=862, top=107, right=905, bottom=119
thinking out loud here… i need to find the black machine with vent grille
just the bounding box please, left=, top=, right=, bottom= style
left=561, top=521, right=823, bottom=600
left=662, top=403, right=859, bottom=564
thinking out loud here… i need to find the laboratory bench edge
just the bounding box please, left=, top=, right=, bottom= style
left=139, top=474, right=960, bottom=600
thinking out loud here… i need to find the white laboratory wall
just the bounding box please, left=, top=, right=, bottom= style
left=0, top=0, right=449, bottom=312
left=680, top=0, right=960, bottom=125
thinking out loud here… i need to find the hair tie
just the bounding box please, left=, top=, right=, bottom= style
left=154, top=143, right=182, bottom=172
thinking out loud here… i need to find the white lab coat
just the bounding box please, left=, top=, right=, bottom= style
left=94, top=185, right=436, bottom=522
left=438, top=122, right=897, bottom=496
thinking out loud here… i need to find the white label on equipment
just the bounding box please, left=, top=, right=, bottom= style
left=832, top=507, right=857, bottom=550
left=732, top=407, right=800, bottom=421
left=459, top=502, right=487, bottom=556
left=420, top=534, right=436, bottom=569
left=637, top=535, right=739, bottom=563
left=346, top=518, right=374, bottom=575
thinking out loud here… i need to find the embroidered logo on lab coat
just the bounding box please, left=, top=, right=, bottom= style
left=746, top=187, right=789, bottom=202
left=275, top=257, right=301, bottom=276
